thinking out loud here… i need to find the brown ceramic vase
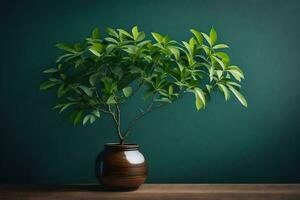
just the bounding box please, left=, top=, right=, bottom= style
left=95, top=143, right=147, bottom=191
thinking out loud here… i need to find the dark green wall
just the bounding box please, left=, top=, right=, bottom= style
left=1, top=0, right=300, bottom=184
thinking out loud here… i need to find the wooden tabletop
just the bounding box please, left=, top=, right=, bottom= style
left=1, top=184, right=300, bottom=200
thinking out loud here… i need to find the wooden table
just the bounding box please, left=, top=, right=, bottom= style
left=1, top=184, right=300, bottom=200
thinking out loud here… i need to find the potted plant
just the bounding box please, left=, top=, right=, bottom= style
left=40, top=26, right=247, bottom=190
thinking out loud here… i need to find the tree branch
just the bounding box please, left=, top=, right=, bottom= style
left=108, top=104, right=123, bottom=143
left=98, top=108, right=111, bottom=114
left=115, top=103, right=123, bottom=144
left=123, top=100, right=163, bottom=139
left=122, top=93, right=186, bottom=140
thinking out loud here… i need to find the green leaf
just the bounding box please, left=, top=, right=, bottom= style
left=78, top=85, right=93, bottom=97
left=209, top=66, right=215, bottom=82
left=56, top=53, right=74, bottom=63
left=215, top=52, right=230, bottom=65
left=83, top=115, right=91, bottom=125
left=92, top=27, right=100, bottom=39
left=117, top=29, right=133, bottom=39
left=137, top=40, right=150, bottom=47
left=49, top=77, right=61, bottom=82
left=158, top=89, right=168, bottom=97
left=168, top=85, right=173, bottom=95
left=123, top=45, right=138, bottom=54
left=122, top=86, right=133, bottom=97
left=151, top=32, right=163, bottom=43
left=92, top=110, right=100, bottom=118
left=154, top=97, right=171, bottom=103
left=216, top=70, right=223, bottom=79
left=190, top=29, right=203, bottom=45
left=228, top=85, right=248, bottom=107
left=201, top=32, right=211, bottom=46
left=43, top=68, right=59, bottom=73
left=111, top=67, right=123, bottom=80
left=213, top=44, right=229, bottom=49
left=106, top=44, right=117, bottom=53
left=206, top=84, right=213, bottom=93
left=168, top=46, right=180, bottom=60
left=59, top=102, right=76, bottom=113
left=89, top=73, right=99, bottom=86
left=73, top=110, right=84, bottom=125
left=101, top=77, right=113, bottom=93
left=202, top=45, right=210, bottom=55
left=74, top=43, right=83, bottom=51
left=176, top=62, right=184, bottom=72
left=52, top=104, right=64, bottom=110
left=57, top=84, right=65, bottom=98
left=55, top=43, right=77, bottom=54
left=227, top=65, right=244, bottom=81
left=136, top=32, right=145, bottom=41
left=89, top=48, right=100, bottom=57
left=60, top=73, right=67, bottom=80
left=211, top=55, right=225, bottom=69
left=40, top=81, right=59, bottom=90
left=189, top=37, right=197, bottom=53
left=217, top=83, right=230, bottom=101
left=106, top=28, right=119, bottom=38
left=74, top=59, right=84, bottom=68
left=226, top=81, right=241, bottom=88
left=182, top=41, right=192, bottom=56
left=210, top=27, right=217, bottom=46
left=106, top=95, right=116, bottom=104
left=89, top=43, right=103, bottom=57
left=132, top=26, right=139, bottom=40
left=195, top=94, right=204, bottom=111
left=105, top=37, right=118, bottom=44
left=144, top=55, right=152, bottom=63
left=162, top=35, right=170, bottom=44
left=194, top=87, right=206, bottom=106
left=89, top=115, right=97, bottom=124
left=227, top=70, right=243, bottom=81
left=227, top=65, right=244, bottom=75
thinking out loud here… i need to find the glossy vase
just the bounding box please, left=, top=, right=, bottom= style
left=95, top=143, right=147, bottom=191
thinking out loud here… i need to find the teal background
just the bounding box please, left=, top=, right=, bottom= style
left=1, top=0, right=300, bottom=184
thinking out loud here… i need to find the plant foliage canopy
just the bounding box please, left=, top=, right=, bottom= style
left=40, top=26, right=247, bottom=144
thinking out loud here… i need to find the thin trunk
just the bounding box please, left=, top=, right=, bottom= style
left=108, top=105, right=124, bottom=144
left=120, top=139, right=125, bottom=145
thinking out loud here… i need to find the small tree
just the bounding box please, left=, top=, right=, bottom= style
left=40, top=26, right=247, bottom=144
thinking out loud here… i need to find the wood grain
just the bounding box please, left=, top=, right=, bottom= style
left=95, top=143, right=147, bottom=190
left=1, top=184, right=300, bottom=200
